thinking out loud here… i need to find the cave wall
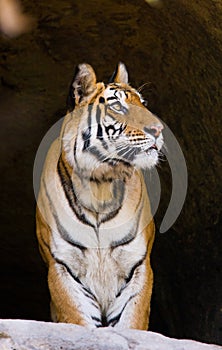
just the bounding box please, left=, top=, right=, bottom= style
left=0, top=0, right=222, bottom=345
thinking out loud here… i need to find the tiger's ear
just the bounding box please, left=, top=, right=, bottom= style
left=66, top=63, right=97, bottom=112
left=109, top=62, right=128, bottom=84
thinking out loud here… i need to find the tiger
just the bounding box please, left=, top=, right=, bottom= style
left=36, top=62, right=164, bottom=329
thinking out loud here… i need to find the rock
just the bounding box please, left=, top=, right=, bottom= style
left=0, top=319, right=221, bottom=350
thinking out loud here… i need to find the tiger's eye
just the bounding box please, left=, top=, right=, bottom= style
left=109, top=101, right=128, bottom=114
left=113, top=103, right=121, bottom=110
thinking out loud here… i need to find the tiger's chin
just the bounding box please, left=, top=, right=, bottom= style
left=132, top=149, right=160, bottom=169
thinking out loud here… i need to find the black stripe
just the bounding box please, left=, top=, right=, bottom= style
left=97, top=123, right=103, bottom=139
left=52, top=254, right=98, bottom=305
left=91, top=315, right=103, bottom=327
left=106, top=158, right=131, bottom=167
left=100, top=207, right=122, bottom=225
left=82, top=127, right=91, bottom=151
left=57, top=156, right=95, bottom=228
left=52, top=254, right=82, bottom=285
left=99, top=178, right=125, bottom=225
left=104, top=124, right=116, bottom=137
left=88, top=146, right=107, bottom=162
left=56, top=222, right=87, bottom=252
left=111, top=203, right=142, bottom=249
left=73, top=139, right=77, bottom=162
left=107, top=96, right=117, bottom=101
left=101, top=314, right=108, bottom=327
left=108, top=294, right=137, bottom=327
left=82, top=104, right=93, bottom=151
left=91, top=316, right=101, bottom=323
left=96, top=105, right=108, bottom=150
left=125, top=255, right=146, bottom=284
left=90, top=176, right=112, bottom=184
left=62, top=236, right=86, bottom=252
left=116, top=248, right=148, bottom=298
left=82, top=289, right=98, bottom=306
left=91, top=314, right=109, bottom=327
left=43, top=180, right=87, bottom=253
left=96, top=105, right=101, bottom=129
left=124, top=91, right=129, bottom=99
left=110, top=231, right=136, bottom=249
left=115, top=123, right=126, bottom=136
left=88, top=104, right=93, bottom=124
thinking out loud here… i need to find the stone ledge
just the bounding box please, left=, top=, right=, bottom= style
left=0, top=319, right=221, bottom=350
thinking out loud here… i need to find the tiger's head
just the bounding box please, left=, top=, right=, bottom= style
left=63, top=63, right=164, bottom=176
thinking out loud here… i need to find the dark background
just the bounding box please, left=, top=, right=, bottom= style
left=0, top=0, right=222, bottom=345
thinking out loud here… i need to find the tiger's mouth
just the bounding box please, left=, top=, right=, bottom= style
left=145, top=144, right=159, bottom=157
left=141, top=142, right=159, bottom=154
left=148, top=144, right=158, bottom=151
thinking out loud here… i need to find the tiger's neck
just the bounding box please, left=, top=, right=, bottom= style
left=58, top=150, right=134, bottom=225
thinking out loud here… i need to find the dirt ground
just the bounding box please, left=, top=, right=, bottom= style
left=0, top=0, right=222, bottom=345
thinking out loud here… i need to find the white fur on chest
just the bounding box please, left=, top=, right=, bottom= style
left=53, top=232, right=146, bottom=312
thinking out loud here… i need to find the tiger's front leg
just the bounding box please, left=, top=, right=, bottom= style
left=48, top=261, right=103, bottom=327
left=106, top=253, right=154, bottom=330
left=37, top=206, right=104, bottom=327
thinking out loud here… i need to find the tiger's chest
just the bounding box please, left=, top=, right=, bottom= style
left=41, top=147, right=150, bottom=308
left=52, top=230, right=147, bottom=309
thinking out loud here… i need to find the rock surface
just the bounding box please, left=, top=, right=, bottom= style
left=0, top=319, right=221, bottom=350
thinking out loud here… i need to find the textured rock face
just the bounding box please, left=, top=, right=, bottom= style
left=0, top=320, right=221, bottom=350
left=0, top=0, right=222, bottom=346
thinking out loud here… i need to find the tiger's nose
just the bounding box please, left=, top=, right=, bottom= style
left=145, top=124, right=163, bottom=138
